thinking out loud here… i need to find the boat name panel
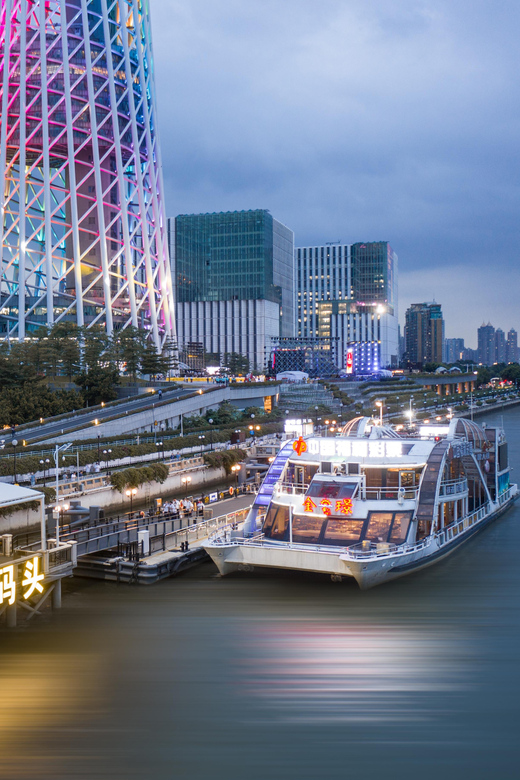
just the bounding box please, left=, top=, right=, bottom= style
left=297, top=438, right=412, bottom=459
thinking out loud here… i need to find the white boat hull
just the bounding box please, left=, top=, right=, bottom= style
left=204, top=493, right=516, bottom=589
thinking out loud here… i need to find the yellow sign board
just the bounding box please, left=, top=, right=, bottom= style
left=0, top=557, right=45, bottom=606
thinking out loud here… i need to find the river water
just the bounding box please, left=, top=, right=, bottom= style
left=2, top=408, right=520, bottom=780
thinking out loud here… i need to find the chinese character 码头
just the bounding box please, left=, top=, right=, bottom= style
left=303, top=497, right=316, bottom=512
left=22, top=557, right=44, bottom=600
left=0, top=564, right=16, bottom=606
left=334, top=498, right=353, bottom=516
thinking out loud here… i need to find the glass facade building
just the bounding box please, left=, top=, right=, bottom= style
left=175, top=210, right=294, bottom=369
left=296, top=242, right=398, bottom=370
left=405, top=303, right=444, bottom=367
left=0, top=0, right=175, bottom=347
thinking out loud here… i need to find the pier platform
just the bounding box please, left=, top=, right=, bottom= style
left=72, top=496, right=252, bottom=584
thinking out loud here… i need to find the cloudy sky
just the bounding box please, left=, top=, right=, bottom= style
left=151, top=0, right=519, bottom=347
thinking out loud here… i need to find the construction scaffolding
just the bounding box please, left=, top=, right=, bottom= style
left=266, top=337, right=339, bottom=377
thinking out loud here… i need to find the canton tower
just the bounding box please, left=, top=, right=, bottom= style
left=0, top=0, right=175, bottom=347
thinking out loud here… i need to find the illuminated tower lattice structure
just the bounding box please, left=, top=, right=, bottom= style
left=0, top=0, right=175, bottom=347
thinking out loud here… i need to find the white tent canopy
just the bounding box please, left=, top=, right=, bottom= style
left=0, top=483, right=44, bottom=509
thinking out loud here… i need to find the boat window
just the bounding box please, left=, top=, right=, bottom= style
left=347, top=462, right=359, bottom=475
left=262, top=505, right=277, bottom=535
left=263, top=505, right=289, bottom=541
left=365, top=512, right=394, bottom=543
left=400, top=471, right=416, bottom=488
left=323, top=519, right=365, bottom=545
left=307, top=479, right=357, bottom=499
left=389, top=512, right=412, bottom=544
left=292, top=516, right=325, bottom=544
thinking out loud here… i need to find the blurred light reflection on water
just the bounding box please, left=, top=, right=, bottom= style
left=1, top=407, right=520, bottom=779
left=239, top=621, right=472, bottom=723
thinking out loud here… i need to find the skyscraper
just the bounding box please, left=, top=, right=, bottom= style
left=507, top=329, right=518, bottom=364
left=175, top=210, right=294, bottom=369
left=404, top=302, right=444, bottom=367
left=296, top=241, right=398, bottom=371
left=0, top=0, right=175, bottom=347
left=445, top=338, right=465, bottom=364
left=495, top=328, right=506, bottom=364
left=477, top=323, right=496, bottom=365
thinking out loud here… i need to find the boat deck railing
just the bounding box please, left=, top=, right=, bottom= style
left=439, top=478, right=468, bottom=497
left=273, top=482, right=418, bottom=501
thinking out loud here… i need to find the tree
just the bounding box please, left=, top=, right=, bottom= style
left=501, top=363, right=520, bottom=386
left=223, top=352, right=249, bottom=375
left=476, top=366, right=492, bottom=387
left=75, top=365, right=120, bottom=405
left=140, top=344, right=170, bottom=380
left=110, top=327, right=147, bottom=381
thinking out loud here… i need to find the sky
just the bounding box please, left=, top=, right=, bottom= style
left=150, top=0, right=520, bottom=348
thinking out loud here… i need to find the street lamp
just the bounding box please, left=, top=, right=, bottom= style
left=125, top=487, right=137, bottom=514
left=198, top=434, right=205, bottom=453
left=375, top=401, right=383, bottom=425
left=231, top=463, right=241, bottom=493
left=54, top=502, right=70, bottom=547
left=208, top=418, right=214, bottom=450
left=181, top=476, right=192, bottom=497
left=155, top=440, right=163, bottom=460
left=11, top=438, right=18, bottom=484
left=39, top=458, right=50, bottom=487
left=102, top=448, right=112, bottom=468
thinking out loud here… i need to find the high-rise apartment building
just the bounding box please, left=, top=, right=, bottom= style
left=296, top=242, right=398, bottom=371
left=0, top=0, right=175, bottom=347
left=404, top=303, right=444, bottom=367
left=445, top=338, right=465, bottom=364
left=175, top=210, right=294, bottom=370
left=495, top=328, right=507, bottom=364
left=477, top=323, right=496, bottom=365
left=507, top=329, right=518, bottom=364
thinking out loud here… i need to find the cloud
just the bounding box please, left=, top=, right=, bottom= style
left=151, top=0, right=520, bottom=336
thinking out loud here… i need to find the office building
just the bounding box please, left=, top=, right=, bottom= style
left=478, top=323, right=496, bottom=365
left=175, top=210, right=294, bottom=370
left=404, top=302, right=444, bottom=367
left=445, top=338, right=465, bottom=364
left=296, top=242, right=398, bottom=372
left=507, top=329, right=518, bottom=363
left=0, top=0, right=175, bottom=347
left=495, top=328, right=507, bottom=364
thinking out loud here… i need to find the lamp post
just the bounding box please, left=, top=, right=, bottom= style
left=11, top=438, right=18, bottom=484
left=102, top=448, right=112, bottom=468
left=375, top=401, right=383, bottom=426
left=198, top=434, right=205, bottom=453
left=55, top=503, right=70, bottom=546
left=208, top=418, right=214, bottom=450
left=40, top=458, right=50, bottom=487
left=314, top=405, right=319, bottom=430
left=125, top=487, right=137, bottom=514
left=156, top=441, right=163, bottom=461
left=231, top=464, right=240, bottom=494
left=182, top=476, right=192, bottom=497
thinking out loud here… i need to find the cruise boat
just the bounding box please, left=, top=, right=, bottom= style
left=204, top=417, right=517, bottom=588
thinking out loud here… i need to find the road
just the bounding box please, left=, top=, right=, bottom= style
left=14, top=385, right=209, bottom=444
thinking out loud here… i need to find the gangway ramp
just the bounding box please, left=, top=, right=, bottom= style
left=65, top=506, right=252, bottom=584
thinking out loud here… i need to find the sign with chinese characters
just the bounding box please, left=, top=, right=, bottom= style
left=293, top=438, right=403, bottom=459
left=293, top=437, right=308, bottom=456
left=0, top=556, right=45, bottom=606
left=303, top=497, right=354, bottom=516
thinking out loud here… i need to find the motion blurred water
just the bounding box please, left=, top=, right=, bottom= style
left=2, top=408, right=520, bottom=779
